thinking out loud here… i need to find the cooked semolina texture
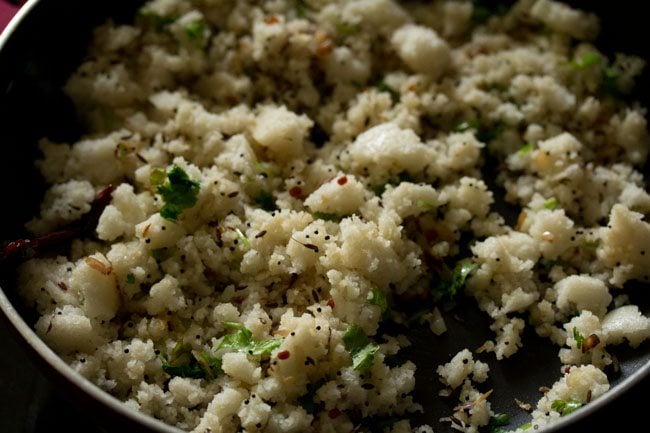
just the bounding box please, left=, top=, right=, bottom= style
left=14, top=0, right=650, bottom=432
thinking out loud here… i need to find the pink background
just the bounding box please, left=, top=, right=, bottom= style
left=0, top=1, right=19, bottom=33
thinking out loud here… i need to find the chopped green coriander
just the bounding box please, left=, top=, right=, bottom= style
left=432, top=260, right=478, bottom=302
left=453, top=119, right=504, bottom=143
left=161, top=360, right=204, bottom=378
left=336, top=22, right=357, bottom=38
left=454, top=119, right=480, bottom=133
left=352, top=343, right=380, bottom=371
left=126, top=273, right=136, bottom=284
left=184, top=20, right=205, bottom=42
left=298, top=377, right=328, bottom=414
left=312, top=211, right=342, bottom=222
left=150, top=168, right=167, bottom=187
left=567, top=52, right=602, bottom=69
left=234, top=228, right=251, bottom=250
left=551, top=399, right=583, bottom=416
left=156, top=165, right=200, bottom=221
left=160, top=342, right=222, bottom=379
left=416, top=199, right=437, bottom=210
left=151, top=248, right=168, bottom=263
left=573, top=327, right=585, bottom=349
left=517, top=142, right=534, bottom=156
left=520, top=422, right=533, bottom=431
left=254, top=190, right=277, bottom=212
left=342, top=324, right=380, bottom=371
left=470, top=1, right=511, bottom=24
left=294, top=0, right=309, bottom=17
left=488, top=412, right=511, bottom=433
left=543, top=197, right=558, bottom=210
left=602, top=66, right=621, bottom=96
left=581, top=240, right=599, bottom=251
left=366, top=288, right=388, bottom=314
left=139, top=9, right=177, bottom=32
left=376, top=80, right=399, bottom=102
left=218, top=322, right=282, bottom=357
left=251, top=161, right=277, bottom=178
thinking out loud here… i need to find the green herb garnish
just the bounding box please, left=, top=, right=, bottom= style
left=126, top=273, right=136, bottom=284
left=184, top=20, right=205, bottom=43
left=376, top=80, right=399, bottom=103
left=254, top=190, right=277, bottom=212
left=488, top=413, right=511, bottom=433
left=298, top=377, right=328, bottom=414
left=342, top=324, right=380, bottom=371
left=551, top=399, right=583, bottom=416
left=139, top=9, right=177, bottom=32
left=156, top=165, right=200, bottom=221
left=311, top=211, right=343, bottom=222
left=543, top=197, right=558, bottom=210
left=160, top=342, right=222, bottom=379
left=517, top=143, right=534, bottom=156
left=234, top=228, right=251, bottom=250
left=581, top=240, right=599, bottom=251
left=151, top=248, right=168, bottom=263
left=453, top=119, right=504, bottom=143
left=433, top=261, right=478, bottom=302
left=573, top=327, right=585, bottom=349
left=218, top=322, right=282, bottom=357
left=567, top=52, right=602, bottom=69
left=150, top=168, right=167, bottom=187
left=416, top=199, right=436, bottom=210
left=366, top=288, right=388, bottom=314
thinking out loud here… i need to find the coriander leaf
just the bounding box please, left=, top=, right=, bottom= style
left=336, top=22, right=357, bottom=38
left=517, top=143, right=534, bottom=156
left=581, top=240, right=599, bottom=251
left=454, top=120, right=480, bottom=133
left=551, top=399, right=582, bottom=416
left=567, top=52, right=602, bottom=69
left=151, top=248, right=168, bottom=263
left=376, top=80, right=399, bottom=103
left=161, top=361, right=204, bottom=378
left=251, top=161, right=277, bottom=178
left=298, top=378, right=328, bottom=414
left=157, top=165, right=200, bottom=221
left=453, top=119, right=504, bottom=143
left=126, top=273, right=136, bottom=284
left=139, top=9, right=177, bottom=32
left=150, top=168, right=167, bottom=187
left=312, top=211, right=342, bottom=222
left=184, top=20, right=205, bottom=42
left=218, top=322, right=281, bottom=357
left=294, top=0, right=309, bottom=17
left=573, top=327, right=585, bottom=350
left=343, top=324, right=379, bottom=371
left=470, top=1, right=511, bottom=24
left=194, top=351, right=223, bottom=379
left=343, top=323, right=370, bottom=353
left=234, top=228, right=251, bottom=250
left=366, top=288, right=388, bottom=314
left=520, top=422, right=532, bottom=431
left=352, top=343, right=379, bottom=371
left=160, top=343, right=221, bottom=379
left=254, top=190, right=277, bottom=212
left=432, top=260, right=478, bottom=302
left=416, top=199, right=436, bottom=210
left=488, top=413, right=510, bottom=433
left=543, top=197, right=558, bottom=210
